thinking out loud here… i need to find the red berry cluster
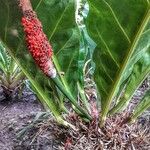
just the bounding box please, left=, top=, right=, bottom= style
left=21, top=10, right=54, bottom=76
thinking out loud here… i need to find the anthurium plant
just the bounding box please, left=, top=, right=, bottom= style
left=0, top=0, right=149, bottom=127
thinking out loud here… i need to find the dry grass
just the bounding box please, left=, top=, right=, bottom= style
left=15, top=77, right=150, bottom=150
left=57, top=77, right=150, bottom=150
left=30, top=108, right=149, bottom=150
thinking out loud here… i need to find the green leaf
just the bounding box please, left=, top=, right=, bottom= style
left=0, top=43, right=8, bottom=74
left=86, top=0, right=150, bottom=124
left=109, top=49, right=150, bottom=114
left=130, top=88, right=150, bottom=123
left=0, top=0, right=81, bottom=121
left=76, top=2, right=96, bottom=85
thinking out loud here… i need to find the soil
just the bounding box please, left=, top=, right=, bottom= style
left=0, top=89, right=41, bottom=149
left=0, top=88, right=68, bottom=150
left=0, top=79, right=149, bottom=150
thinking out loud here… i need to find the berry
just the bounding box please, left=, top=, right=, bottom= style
left=21, top=10, right=56, bottom=78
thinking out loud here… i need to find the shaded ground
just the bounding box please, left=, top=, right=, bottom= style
left=0, top=90, right=40, bottom=149
left=0, top=79, right=149, bottom=150
left=0, top=88, right=69, bottom=150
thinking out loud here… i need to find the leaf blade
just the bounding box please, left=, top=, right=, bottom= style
left=109, top=49, right=150, bottom=114
left=86, top=0, right=150, bottom=125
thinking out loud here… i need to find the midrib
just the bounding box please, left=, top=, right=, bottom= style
left=102, top=7, right=150, bottom=120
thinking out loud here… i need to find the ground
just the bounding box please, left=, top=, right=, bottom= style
left=0, top=81, right=149, bottom=150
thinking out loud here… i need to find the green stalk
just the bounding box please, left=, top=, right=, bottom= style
left=57, top=91, right=69, bottom=113
left=109, top=71, right=150, bottom=115
left=52, top=55, right=70, bottom=91
left=53, top=114, right=76, bottom=130
left=129, top=89, right=150, bottom=123
left=52, top=77, right=92, bottom=120
left=77, top=81, right=91, bottom=114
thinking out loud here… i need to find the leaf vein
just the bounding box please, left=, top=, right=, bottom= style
left=56, top=31, right=74, bottom=55
left=102, top=0, right=131, bottom=43
left=48, top=4, right=70, bottom=41
left=34, top=0, right=44, bottom=11
left=100, top=63, right=114, bottom=82
left=96, top=28, right=120, bottom=68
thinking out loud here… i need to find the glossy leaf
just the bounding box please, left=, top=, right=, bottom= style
left=109, top=49, right=150, bottom=114
left=0, top=0, right=82, bottom=122
left=86, top=0, right=150, bottom=124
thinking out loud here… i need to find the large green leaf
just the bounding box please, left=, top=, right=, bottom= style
left=86, top=0, right=150, bottom=124
left=109, top=49, right=150, bottom=114
left=0, top=0, right=82, bottom=121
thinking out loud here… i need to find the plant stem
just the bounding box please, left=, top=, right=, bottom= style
left=77, top=82, right=91, bottom=114
left=129, top=89, right=150, bottom=123
left=52, top=55, right=70, bottom=91
left=109, top=71, right=150, bottom=115
left=52, top=77, right=92, bottom=120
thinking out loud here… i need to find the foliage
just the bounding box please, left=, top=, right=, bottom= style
left=0, top=0, right=149, bottom=127
left=86, top=0, right=150, bottom=125
left=130, top=88, right=150, bottom=123
left=109, top=50, right=150, bottom=114
left=0, top=43, right=25, bottom=100
left=0, top=0, right=91, bottom=126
